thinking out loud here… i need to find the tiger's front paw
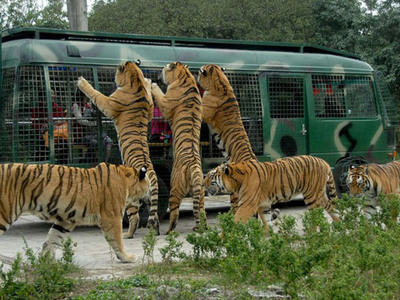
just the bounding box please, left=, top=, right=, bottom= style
left=147, top=219, right=160, bottom=235
left=151, top=82, right=160, bottom=93
left=77, top=76, right=91, bottom=91
left=123, top=232, right=134, bottom=239
left=119, top=254, right=137, bottom=263
left=143, top=77, right=152, bottom=89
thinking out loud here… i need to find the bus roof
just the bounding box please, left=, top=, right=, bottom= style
left=1, top=27, right=372, bottom=74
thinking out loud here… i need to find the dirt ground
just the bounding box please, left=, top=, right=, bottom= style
left=0, top=195, right=307, bottom=279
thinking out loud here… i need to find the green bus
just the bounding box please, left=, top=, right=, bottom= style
left=1, top=27, right=398, bottom=217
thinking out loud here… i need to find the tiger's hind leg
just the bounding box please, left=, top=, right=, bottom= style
left=124, top=170, right=160, bottom=239
left=304, top=192, right=339, bottom=222
left=123, top=200, right=140, bottom=239
left=192, top=168, right=207, bottom=231
left=165, top=193, right=183, bottom=235
left=100, top=217, right=136, bottom=263
left=42, top=223, right=76, bottom=252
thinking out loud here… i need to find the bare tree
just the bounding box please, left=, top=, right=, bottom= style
left=67, top=0, right=88, bottom=31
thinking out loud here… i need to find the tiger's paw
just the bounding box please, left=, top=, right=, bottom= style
left=147, top=219, right=160, bottom=235
left=118, top=254, right=137, bottom=263
left=77, top=76, right=91, bottom=91
left=143, top=77, right=152, bottom=89
left=151, top=82, right=161, bottom=93
left=123, top=232, right=134, bottom=239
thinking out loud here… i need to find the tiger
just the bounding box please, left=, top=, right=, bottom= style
left=77, top=60, right=159, bottom=238
left=0, top=162, right=149, bottom=263
left=151, top=62, right=205, bottom=234
left=346, top=161, right=400, bottom=217
left=197, top=64, right=281, bottom=220
left=204, top=156, right=339, bottom=235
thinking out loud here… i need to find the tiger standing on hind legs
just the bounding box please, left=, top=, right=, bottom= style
left=197, top=64, right=279, bottom=225
left=151, top=62, right=206, bottom=234
left=0, top=162, right=149, bottom=263
left=77, top=60, right=160, bottom=237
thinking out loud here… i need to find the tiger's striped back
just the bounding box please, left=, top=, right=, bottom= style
left=151, top=62, right=205, bottom=234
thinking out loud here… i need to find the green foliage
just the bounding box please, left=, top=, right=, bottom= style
left=0, top=0, right=68, bottom=30
left=142, top=228, right=157, bottom=264
left=0, top=237, right=80, bottom=299
left=77, top=275, right=150, bottom=300
left=184, top=195, right=400, bottom=298
left=159, top=230, right=186, bottom=263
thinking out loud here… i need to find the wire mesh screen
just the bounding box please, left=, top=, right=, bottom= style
left=345, top=76, right=376, bottom=117
left=312, top=74, right=377, bottom=119
left=1, top=65, right=264, bottom=165
left=48, top=66, right=94, bottom=164
left=1, top=67, right=16, bottom=162
left=269, top=77, right=304, bottom=119
left=374, top=70, right=400, bottom=126
left=312, top=75, right=346, bottom=118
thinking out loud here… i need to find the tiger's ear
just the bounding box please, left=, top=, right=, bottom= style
left=139, top=166, right=147, bottom=181
left=224, top=165, right=230, bottom=175
left=135, top=59, right=141, bottom=66
left=365, top=166, right=369, bottom=176
left=118, top=64, right=125, bottom=73
left=199, top=68, right=207, bottom=76
left=221, top=67, right=226, bottom=72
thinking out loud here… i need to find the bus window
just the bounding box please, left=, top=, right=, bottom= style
left=345, top=76, right=377, bottom=117
left=269, top=77, right=304, bottom=119
left=312, top=75, right=346, bottom=118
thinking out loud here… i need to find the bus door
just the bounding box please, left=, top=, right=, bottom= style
left=260, top=73, right=308, bottom=160
left=307, top=74, right=386, bottom=165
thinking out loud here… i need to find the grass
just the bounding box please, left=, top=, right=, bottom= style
left=2, top=194, right=400, bottom=299
left=0, top=237, right=81, bottom=300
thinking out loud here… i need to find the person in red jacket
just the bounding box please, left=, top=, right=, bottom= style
left=31, top=89, right=68, bottom=163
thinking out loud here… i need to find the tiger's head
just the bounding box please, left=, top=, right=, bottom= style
left=115, top=60, right=147, bottom=91
left=114, top=60, right=153, bottom=118
left=346, top=165, right=370, bottom=196
left=161, top=62, right=194, bottom=86
left=119, top=165, right=150, bottom=200
left=197, top=64, right=234, bottom=124
left=203, top=162, right=244, bottom=195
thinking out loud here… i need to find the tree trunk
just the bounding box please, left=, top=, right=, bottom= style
left=67, top=0, right=88, bottom=31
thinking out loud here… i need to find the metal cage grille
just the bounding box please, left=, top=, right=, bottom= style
left=345, top=76, right=376, bottom=117
left=374, top=70, right=400, bottom=126
left=312, top=74, right=377, bottom=119
left=1, top=65, right=264, bottom=165
left=269, top=77, right=304, bottom=119
left=312, top=75, right=346, bottom=118
left=1, top=67, right=16, bottom=162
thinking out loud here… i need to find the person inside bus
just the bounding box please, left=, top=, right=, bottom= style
left=149, top=106, right=171, bottom=158
left=31, top=89, right=68, bottom=163
left=72, top=92, right=113, bottom=163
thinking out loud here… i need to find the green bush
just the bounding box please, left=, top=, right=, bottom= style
left=0, top=237, right=80, bottom=299
left=184, top=194, right=400, bottom=298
